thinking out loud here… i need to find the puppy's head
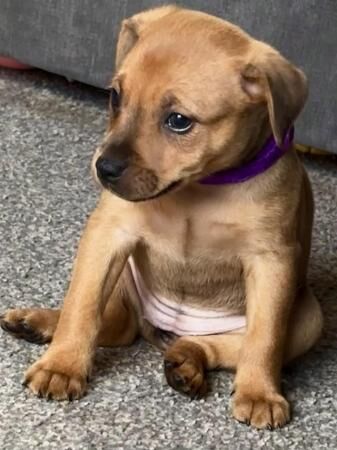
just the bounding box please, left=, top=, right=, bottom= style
left=93, top=6, right=308, bottom=201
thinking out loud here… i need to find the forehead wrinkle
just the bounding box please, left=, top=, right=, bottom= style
left=160, top=93, right=180, bottom=110
left=159, top=90, right=205, bottom=120
left=146, top=86, right=228, bottom=124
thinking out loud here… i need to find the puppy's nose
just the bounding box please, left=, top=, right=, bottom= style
left=96, top=157, right=128, bottom=181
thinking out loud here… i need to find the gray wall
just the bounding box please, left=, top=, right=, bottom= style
left=0, top=0, right=336, bottom=152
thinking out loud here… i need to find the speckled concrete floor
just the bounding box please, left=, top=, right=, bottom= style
left=0, top=68, right=336, bottom=450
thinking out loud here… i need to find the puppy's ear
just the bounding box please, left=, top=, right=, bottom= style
left=115, top=5, right=177, bottom=69
left=241, top=50, right=308, bottom=145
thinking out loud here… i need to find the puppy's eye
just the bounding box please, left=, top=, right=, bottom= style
left=165, top=113, right=193, bottom=134
left=110, top=88, right=120, bottom=109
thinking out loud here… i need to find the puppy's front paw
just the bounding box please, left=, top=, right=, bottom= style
left=232, top=388, right=290, bottom=429
left=24, top=349, right=89, bottom=401
left=164, top=339, right=207, bottom=399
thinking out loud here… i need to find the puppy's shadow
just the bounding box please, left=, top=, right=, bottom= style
left=93, top=338, right=161, bottom=380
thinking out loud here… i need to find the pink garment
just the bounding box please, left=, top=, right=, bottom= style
left=128, top=257, right=246, bottom=336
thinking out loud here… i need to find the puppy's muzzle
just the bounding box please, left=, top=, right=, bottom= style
left=96, top=156, right=128, bottom=185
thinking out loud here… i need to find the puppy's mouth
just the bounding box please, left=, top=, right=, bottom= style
left=134, top=179, right=182, bottom=202
left=103, top=179, right=182, bottom=202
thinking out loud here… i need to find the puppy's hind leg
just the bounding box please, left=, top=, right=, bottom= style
left=283, top=287, right=323, bottom=364
left=164, top=332, right=243, bottom=399
left=96, top=277, right=139, bottom=347
left=164, top=287, right=322, bottom=404
left=1, top=277, right=139, bottom=348
left=0, top=308, right=60, bottom=344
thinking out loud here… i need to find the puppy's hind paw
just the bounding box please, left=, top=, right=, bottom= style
left=0, top=308, right=58, bottom=344
left=164, top=340, right=207, bottom=399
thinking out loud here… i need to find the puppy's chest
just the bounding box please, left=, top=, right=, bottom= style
left=143, top=208, right=248, bottom=257
left=138, top=215, right=247, bottom=311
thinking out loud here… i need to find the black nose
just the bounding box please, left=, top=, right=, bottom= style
left=96, top=157, right=128, bottom=181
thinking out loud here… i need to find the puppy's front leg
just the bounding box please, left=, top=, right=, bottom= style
left=24, top=202, right=137, bottom=400
left=232, top=249, right=297, bottom=429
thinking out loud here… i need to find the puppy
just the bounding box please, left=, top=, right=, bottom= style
left=1, top=6, right=323, bottom=429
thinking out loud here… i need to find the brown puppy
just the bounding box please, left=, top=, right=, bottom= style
left=1, top=6, right=323, bottom=429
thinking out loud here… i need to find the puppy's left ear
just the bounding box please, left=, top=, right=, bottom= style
left=241, top=49, right=308, bottom=145
left=115, top=5, right=178, bottom=69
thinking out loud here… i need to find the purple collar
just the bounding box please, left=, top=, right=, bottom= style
left=200, top=127, right=294, bottom=185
